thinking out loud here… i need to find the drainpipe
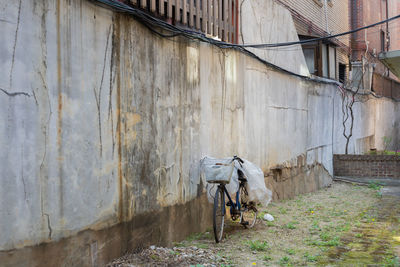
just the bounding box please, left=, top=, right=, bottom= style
left=323, top=0, right=330, bottom=34
left=385, top=0, right=390, bottom=76
left=386, top=0, right=389, bottom=51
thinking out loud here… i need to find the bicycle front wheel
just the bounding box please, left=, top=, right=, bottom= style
left=213, top=186, right=225, bottom=243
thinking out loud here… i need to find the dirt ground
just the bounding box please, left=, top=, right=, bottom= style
left=107, top=182, right=400, bottom=266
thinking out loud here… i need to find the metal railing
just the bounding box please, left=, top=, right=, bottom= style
left=128, top=0, right=238, bottom=42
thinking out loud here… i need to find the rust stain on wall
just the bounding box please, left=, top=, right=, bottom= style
left=56, top=0, right=64, bottom=220
left=113, top=16, right=124, bottom=223
left=123, top=112, right=141, bottom=143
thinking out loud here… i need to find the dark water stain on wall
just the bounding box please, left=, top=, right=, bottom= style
left=0, top=194, right=212, bottom=267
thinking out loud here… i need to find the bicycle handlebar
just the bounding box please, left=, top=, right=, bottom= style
left=233, top=155, right=244, bottom=164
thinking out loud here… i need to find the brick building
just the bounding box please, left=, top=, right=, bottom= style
left=276, top=0, right=350, bottom=82
left=350, top=0, right=400, bottom=97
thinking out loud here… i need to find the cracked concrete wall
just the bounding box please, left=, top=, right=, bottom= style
left=0, top=0, right=399, bottom=265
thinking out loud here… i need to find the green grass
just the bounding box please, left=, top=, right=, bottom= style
left=286, top=248, right=295, bottom=255
left=186, top=232, right=204, bottom=242
left=247, top=240, right=269, bottom=251
left=310, top=220, right=321, bottom=231
left=279, top=256, right=291, bottom=266
left=257, top=211, right=266, bottom=219
left=319, top=231, right=331, bottom=241
left=266, top=221, right=275, bottom=227
left=383, top=150, right=400, bottom=156
left=279, top=207, right=288, bottom=214
left=173, top=242, right=186, bottom=247
left=263, top=255, right=272, bottom=261
left=150, top=254, right=160, bottom=261
left=304, top=252, right=318, bottom=262
left=283, top=221, right=298, bottom=230
left=368, top=181, right=384, bottom=190
left=383, top=255, right=400, bottom=266
left=335, top=223, right=351, bottom=232
left=197, top=244, right=209, bottom=249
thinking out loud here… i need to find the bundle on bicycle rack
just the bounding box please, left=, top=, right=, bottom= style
left=201, top=156, right=272, bottom=207
left=201, top=157, right=236, bottom=184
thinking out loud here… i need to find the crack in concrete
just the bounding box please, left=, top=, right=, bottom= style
left=218, top=50, right=227, bottom=125
left=267, top=105, right=308, bottom=112
left=43, top=213, right=52, bottom=240
left=0, top=18, right=15, bottom=24
left=9, top=0, right=22, bottom=88
left=32, top=88, right=39, bottom=106
left=38, top=71, right=52, bottom=171
left=94, top=24, right=112, bottom=158
left=21, top=140, right=27, bottom=202
left=108, top=21, right=116, bottom=159
left=0, top=87, right=31, bottom=97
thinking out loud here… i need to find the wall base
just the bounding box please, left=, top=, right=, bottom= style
left=0, top=194, right=213, bottom=267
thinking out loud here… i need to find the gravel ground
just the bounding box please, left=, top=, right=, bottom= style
left=106, top=244, right=228, bottom=266
left=107, top=182, right=400, bottom=266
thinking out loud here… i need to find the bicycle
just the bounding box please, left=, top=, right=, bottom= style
left=212, top=156, right=258, bottom=243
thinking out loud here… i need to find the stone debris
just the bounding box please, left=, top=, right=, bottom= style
left=106, top=245, right=226, bottom=267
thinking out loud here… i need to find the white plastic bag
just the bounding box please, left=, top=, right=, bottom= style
left=240, top=159, right=272, bottom=207
left=201, top=156, right=272, bottom=207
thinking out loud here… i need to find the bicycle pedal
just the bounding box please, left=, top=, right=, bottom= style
left=241, top=221, right=249, bottom=226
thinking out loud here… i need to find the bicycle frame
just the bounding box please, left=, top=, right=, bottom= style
left=219, top=184, right=242, bottom=217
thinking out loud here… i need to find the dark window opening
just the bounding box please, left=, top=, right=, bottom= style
left=339, top=63, right=346, bottom=83
left=381, top=30, right=385, bottom=52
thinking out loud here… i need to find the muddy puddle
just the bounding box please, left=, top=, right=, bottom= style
left=321, top=193, right=400, bottom=266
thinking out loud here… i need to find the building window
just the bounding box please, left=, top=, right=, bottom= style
left=380, top=30, right=385, bottom=52
left=303, top=47, right=317, bottom=75
left=339, top=63, right=346, bottom=83
left=301, top=41, right=336, bottom=79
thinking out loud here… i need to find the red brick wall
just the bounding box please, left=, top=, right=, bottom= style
left=333, top=154, right=400, bottom=178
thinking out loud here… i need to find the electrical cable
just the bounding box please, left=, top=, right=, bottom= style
left=93, top=0, right=400, bottom=48
left=90, top=0, right=400, bottom=102
left=92, top=0, right=400, bottom=48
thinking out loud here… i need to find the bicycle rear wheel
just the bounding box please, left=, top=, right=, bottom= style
left=213, top=186, right=225, bottom=243
left=240, top=185, right=258, bottom=228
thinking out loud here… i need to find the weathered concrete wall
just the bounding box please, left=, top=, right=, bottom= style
left=0, top=0, right=399, bottom=266
left=240, top=0, right=310, bottom=76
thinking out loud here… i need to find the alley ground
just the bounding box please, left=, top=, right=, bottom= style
left=107, top=182, right=400, bottom=266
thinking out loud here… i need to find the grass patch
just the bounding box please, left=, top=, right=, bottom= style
left=247, top=240, right=269, bottom=251
left=383, top=255, right=400, bottom=266
left=286, top=248, right=295, bottom=255
left=278, top=256, right=291, bottom=266
left=279, top=207, right=288, bottom=214
left=173, top=242, right=186, bottom=247
left=150, top=254, right=160, bottom=261
left=283, top=221, right=298, bottom=230
left=368, top=181, right=384, bottom=190
left=262, top=255, right=272, bottom=262
left=197, top=244, right=209, bottom=249
left=266, top=221, right=275, bottom=227
left=257, top=211, right=266, bottom=219
left=335, top=223, right=351, bottom=232
left=304, top=252, right=318, bottom=262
